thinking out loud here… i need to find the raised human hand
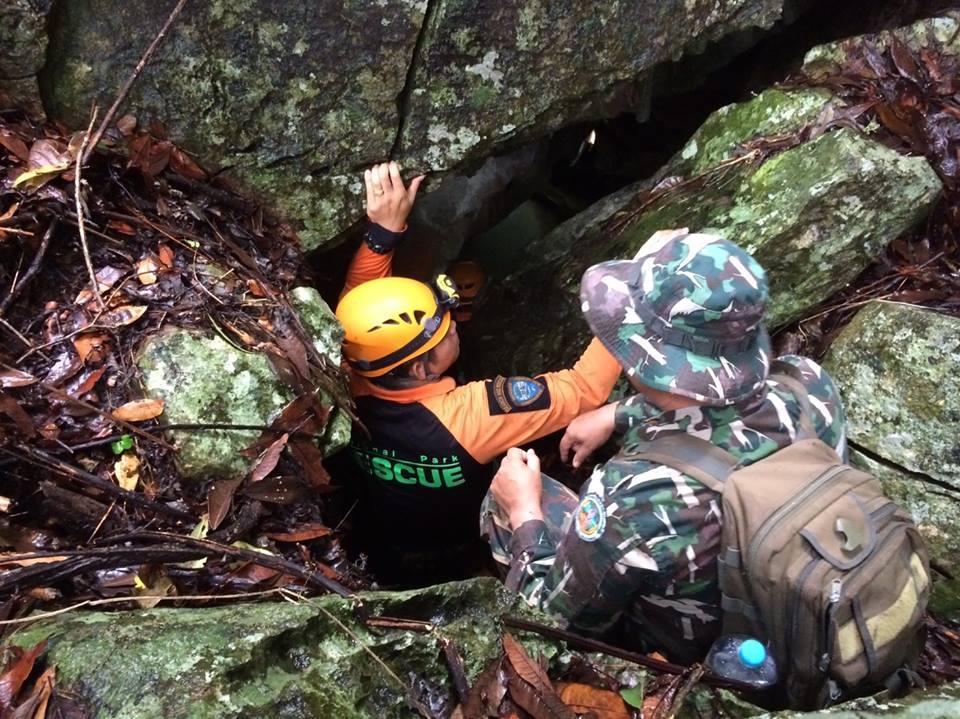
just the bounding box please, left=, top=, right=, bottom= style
left=364, top=161, right=425, bottom=232
left=491, top=447, right=544, bottom=529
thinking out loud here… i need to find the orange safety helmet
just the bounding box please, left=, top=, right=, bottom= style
left=447, top=261, right=486, bottom=322
left=447, top=261, right=486, bottom=302
left=335, top=275, right=459, bottom=377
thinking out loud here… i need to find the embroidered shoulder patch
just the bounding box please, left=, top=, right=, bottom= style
left=575, top=493, right=606, bottom=542
left=485, top=375, right=551, bottom=415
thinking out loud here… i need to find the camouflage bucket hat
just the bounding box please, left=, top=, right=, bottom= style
left=580, top=232, right=771, bottom=406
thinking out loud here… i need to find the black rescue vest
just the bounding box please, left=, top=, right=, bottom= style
left=351, top=395, right=492, bottom=553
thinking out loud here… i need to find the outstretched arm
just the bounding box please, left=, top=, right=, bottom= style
left=423, top=337, right=622, bottom=465
left=341, top=162, right=425, bottom=298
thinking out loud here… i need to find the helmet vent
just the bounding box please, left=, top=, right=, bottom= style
left=382, top=318, right=399, bottom=325
left=413, top=310, right=426, bottom=324
left=399, top=312, right=413, bottom=324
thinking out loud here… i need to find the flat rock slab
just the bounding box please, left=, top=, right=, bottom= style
left=823, top=300, right=960, bottom=570
left=14, top=576, right=957, bottom=719
left=475, top=88, right=941, bottom=376
left=27, top=0, right=786, bottom=250
left=13, top=579, right=548, bottom=719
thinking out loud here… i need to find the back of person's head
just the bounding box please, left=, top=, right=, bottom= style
left=580, top=231, right=770, bottom=406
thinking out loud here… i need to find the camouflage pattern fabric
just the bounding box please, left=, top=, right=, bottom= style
left=580, top=232, right=772, bottom=406
left=481, top=355, right=847, bottom=664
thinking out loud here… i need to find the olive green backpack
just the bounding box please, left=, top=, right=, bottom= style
left=632, top=363, right=930, bottom=709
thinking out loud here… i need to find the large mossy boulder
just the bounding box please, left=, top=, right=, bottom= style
left=13, top=579, right=538, bottom=719
left=803, top=13, right=960, bottom=81
left=13, top=576, right=960, bottom=718
left=822, top=301, right=960, bottom=572
left=768, top=683, right=960, bottom=718
left=16, top=0, right=788, bottom=250
left=0, top=0, right=51, bottom=115
left=473, top=89, right=941, bottom=376
left=136, top=287, right=350, bottom=483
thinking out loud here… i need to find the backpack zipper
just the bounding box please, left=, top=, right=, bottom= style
left=746, top=464, right=849, bottom=579
left=818, top=578, right=844, bottom=672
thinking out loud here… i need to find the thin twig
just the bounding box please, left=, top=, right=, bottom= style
left=106, top=530, right=356, bottom=599
left=75, top=107, right=104, bottom=311
left=440, top=637, right=470, bottom=705
left=0, top=219, right=55, bottom=317
left=501, top=615, right=751, bottom=691
left=82, top=0, right=190, bottom=165
left=0, top=317, right=32, bottom=348
left=0, top=589, right=285, bottom=627
left=662, top=664, right=705, bottom=719
left=3, top=445, right=193, bottom=522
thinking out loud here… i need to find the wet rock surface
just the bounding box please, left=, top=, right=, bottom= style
left=136, top=287, right=349, bottom=483
left=823, top=301, right=960, bottom=571
left=13, top=579, right=546, bottom=719
left=474, top=88, right=941, bottom=376
left=8, top=0, right=789, bottom=250
left=0, top=0, right=51, bottom=115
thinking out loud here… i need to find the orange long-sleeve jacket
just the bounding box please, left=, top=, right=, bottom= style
left=341, top=241, right=621, bottom=551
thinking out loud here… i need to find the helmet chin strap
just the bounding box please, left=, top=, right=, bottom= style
left=369, top=365, right=443, bottom=389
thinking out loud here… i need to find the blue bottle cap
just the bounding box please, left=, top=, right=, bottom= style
left=738, top=639, right=766, bottom=668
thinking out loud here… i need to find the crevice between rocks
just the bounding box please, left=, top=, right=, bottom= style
left=850, top=440, right=960, bottom=501
left=389, top=0, right=440, bottom=160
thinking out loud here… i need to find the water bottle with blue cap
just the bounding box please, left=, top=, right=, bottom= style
left=705, top=635, right=778, bottom=689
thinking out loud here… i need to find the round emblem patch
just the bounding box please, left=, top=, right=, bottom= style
left=575, top=493, right=606, bottom=542
left=507, top=377, right=544, bottom=406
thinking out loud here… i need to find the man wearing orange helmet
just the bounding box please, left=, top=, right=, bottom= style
left=335, top=161, right=620, bottom=583
left=446, top=260, right=486, bottom=324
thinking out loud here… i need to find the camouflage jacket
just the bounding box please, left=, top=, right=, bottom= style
left=505, top=355, right=848, bottom=662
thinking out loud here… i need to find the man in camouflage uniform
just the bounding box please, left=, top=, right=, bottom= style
left=481, top=231, right=847, bottom=663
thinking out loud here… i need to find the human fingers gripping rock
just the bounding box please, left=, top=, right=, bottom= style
left=364, top=161, right=425, bottom=233
left=491, top=448, right=544, bottom=529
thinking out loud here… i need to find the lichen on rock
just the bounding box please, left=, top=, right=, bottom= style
left=823, top=300, right=960, bottom=571
left=27, top=0, right=791, bottom=250
left=474, top=89, right=942, bottom=376
left=136, top=287, right=350, bottom=483
left=12, top=579, right=554, bottom=719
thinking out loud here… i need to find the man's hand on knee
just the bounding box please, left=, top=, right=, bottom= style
left=491, top=448, right=545, bottom=529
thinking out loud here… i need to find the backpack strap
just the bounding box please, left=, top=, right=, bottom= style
left=624, top=434, right=737, bottom=493
left=769, top=360, right=818, bottom=441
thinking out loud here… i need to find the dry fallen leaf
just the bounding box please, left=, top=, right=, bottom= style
left=136, top=255, right=161, bottom=285
left=94, top=265, right=126, bottom=293
left=12, top=139, right=73, bottom=191
left=0, top=640, right=46, bottom=711
left=112, top=398, right=165, bottom=422
left=106, top=218, right=137, bottom=236
left=116, top=114, right=137, bottom=136
left=0, top=368, right=37, bottom=388
left=100, top=304, right=148, bottom=328
left=73, top=333, right=110, bottom=364
left=114, top=452, right=141, bottom=491
left=134, top=572, right=175, bottom=609
left=250, top=433, right=290, bottom=483
left=158, top=243, right=175, bottom=267
left=557, top=683, right=632, bottom=719
left=265, top=523, right=333, bottom=542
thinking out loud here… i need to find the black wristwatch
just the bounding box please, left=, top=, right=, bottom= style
left=364, top=222, right=406, bottom=254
